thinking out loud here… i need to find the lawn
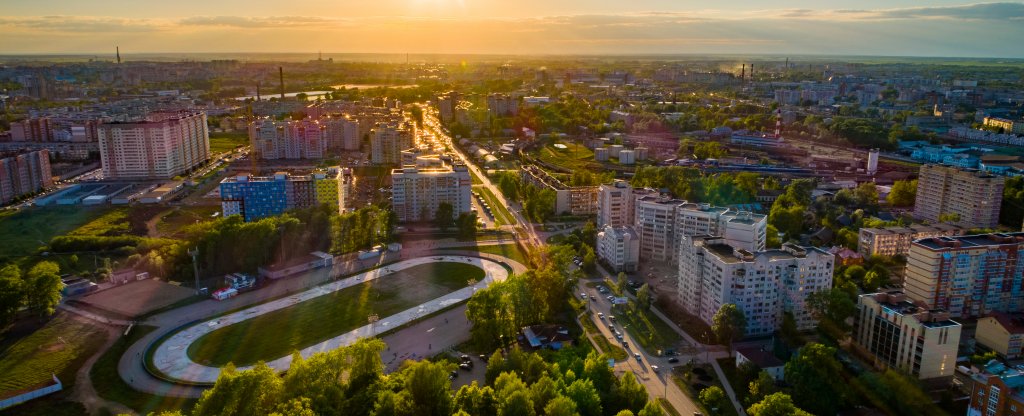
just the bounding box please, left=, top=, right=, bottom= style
left=580, top=315, right=628, bottom=360
left=208, top=132, right=248, bottom=154
left=90, top=325, right=196, bottom=414
left=0, top=313, right=107, bottom=396
left=535, top=141, right=600, bottom=172
left=0, top=206, right=116, bottom=260
left=672, top=364, right=741, bottom=416
left=186, top=262, right=485, bottom=367
left=614, top=302, right=683, bottom=355
left=476, top=186, right=514, bottom=226
left=68, top=207, right=130, bottom=237
left=438, top=243, right=530, bottom=266
left=154, top=206, right=221, bottom=237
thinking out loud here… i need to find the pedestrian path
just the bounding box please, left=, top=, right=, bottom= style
left=150, top=255, right=509, bottom=384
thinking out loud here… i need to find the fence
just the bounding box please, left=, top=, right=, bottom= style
left=0, top=374, right=62, bottom=410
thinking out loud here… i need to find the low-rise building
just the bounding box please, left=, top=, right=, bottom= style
left=857, top=223, right=962, bottom=257
left=852, top=291, right=960, bottom=381
left=977, top=312, right=1024, bottom=360
left=520, top=165, right=598, bottom=216
left=678, top=236, right=834, bottom=337
left=967, top=360, right=1024, bottom=416
left=736, top=347, right=785, bottom=381
left=597, top=225, right=640, bottom=273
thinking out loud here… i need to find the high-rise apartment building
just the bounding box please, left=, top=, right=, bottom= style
left=10, top=117, right=53, bottom=142
left=857, top=223, right=963, bottom=257
left=597, top=180, right=633, bottom=227
left=98, top=111, right=209, bottom=179
left=904, top=233, right=1024, bottom=318
left=371, top=122, right=415, bottom=165
left=676, top=202, right=767, bottom=252
left=677, top=236, right=834, bottom=336
left=219, top=168, right=344, bottom=222
left=634, top=195, right=684, bottom=262
left=250, top=119, right=327, bottom=160
left=914, top=165, right=1004, bottom=229
left=853, top=291, right=960, bottom=381
left=597, top=225, right=640, bottom=272
left=390, top=164, right=472, bottom=222
left=0, top=149, right=52, bottom=205
left=324, top=116, right=361, bottom=151
left=486, top=93, right=519, bottom=117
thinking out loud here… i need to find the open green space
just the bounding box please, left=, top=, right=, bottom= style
left=475, top=186, right=514, bottom=226
left=438, top=243, right=530, bottom=266
left=0, top=313, right=107, bottom=395
left=91, top=325, right=196, bottom=414
left=155, top=206, right=221, bottom=238
left=672, top=364, right=740, bottom=416
left=614, top=302, right=683, bottom=355
left=0, top=206, right=116, bottom=261
left=535, top=141, right=600, bottom=171
left=186, top=262, right=485, bottom=367
left=580, top=315, right=628, bottom=360
left=208, top=132, right=248, bottom=154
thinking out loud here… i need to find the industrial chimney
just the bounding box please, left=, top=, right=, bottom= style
left=279, top=67, right=285, bottom=99
left=741, top=64, right=746, bottom=81
left=116, top=46, right=121, bottom=64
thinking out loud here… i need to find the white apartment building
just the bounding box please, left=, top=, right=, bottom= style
left=597, top=225, right=640, bottom=272
left=857, top=223, right=962, bottom=257
left=324, top=116, right=361, bottom=151
left=676, top=202, right=767, bottom=252
left=371, top=122, right=415, bottom=165
left=678, top=236, right=834, bottom=337
left=598, top=180, right=633, bottom=227
left=634, top=195, right=685, bottom=262
left=98, top=111, right=209, bottom=179
left=249, top=119, right=327, bottom=160
left=914, top=164, right=1004, bottom=229
left=853, top=291, right=960, bottom=381
left=390, top=164, right=472, bottom=222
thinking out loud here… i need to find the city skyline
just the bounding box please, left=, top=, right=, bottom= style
left=1, top=1, right=1023, bottom=57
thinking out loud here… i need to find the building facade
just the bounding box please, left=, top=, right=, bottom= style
left=250, top=119, right=328, bottom=160
left=98, top=111, right=209, bottom=179
left=634, top=195, right=684, bottom=262
left=676, top=202, right=767, bottom=252
left=519, top=165, right=598, bottom=216
left=219, top=168, right=343, bottom=222
left=858, top=223, right=963, bottom=257
left=597, top=180, right=632, bottom=227
left=371, top=122, right=415, bottom=165
left=0, top=149, right=52, bottom=205
left=914, top=165, right=1004, bottom=229
left=977, top=312, right=1024, bottom=360
left=390, top=164, right=472, bottom=222
left=904, top=233, right=1024, bottom=318
left=852, top=291, right=960, bottom=381
left=968, top=361, right=1024, bottom=416
left=596, top=225, right=640, bottom=273
left=677, top=236, right=834, bottom=337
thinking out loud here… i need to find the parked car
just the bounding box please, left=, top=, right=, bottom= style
left=668, top=357, right=679, bottom=364
left=634, top=353, right=642, bottom=362
left=459, top=362, right=472, bottom=371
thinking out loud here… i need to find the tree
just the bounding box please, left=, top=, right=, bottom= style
left=616, top=272, right=627, bottom=295
left=698, top=386, right=725, bottom=412
left=637, top=401, right=663, bottom=416
left=938, top=212, right=961, bottom=224
left=806, top=288, right=856, bottom=330
left=784, top=343, right=846, bottom=415
left=612, top=372, right=648, bottom=413
left=434, top=202, right=455, bottom=232
left=712, top=304, right=747, bottom=356
left=193, top=363, right=284, bottom=416
left=25, top=261, right=62, bottom=317
left=746, top=392, right=812, bottom=416
left=456, top=212, right=478, bottom=238
left=693, top=141, right=727, bottom=160
left=529, top=376, right=558, bottom=415
left=403, top=360, right=454, bottom=416
left=454, top=382, right=498, bottom=416
left=887, top=180, right=917, bottom=207
left=748, top=371, right=777, bottom=404
left=498, top=390, right=535, bottom=416
left=544, top=395, right=579, bottom=416
left=635, top=284, right=652, bottom=311
left=564, top=379, right=602, bottom=416
left=0, top=265, right=24, bottom=329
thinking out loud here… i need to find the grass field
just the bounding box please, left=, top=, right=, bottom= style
left=615, top=302, right=683, bottom=355
left=154, top=206, right=221, bottom=237
left=68, top=208, right=130, bottom=237
left=580, top=315, right=628, bottom=360
left=0, top=313, right=107, bottom=396
left=476, top=187, right=514, bottom=226
left=438, top=243, right=530, bottom=266
left=672, top=364, right=740, bottom=416
left=0, top=206, right=117, bottom=260
left=536, top=141, right=600, bottom=171
left=186, top=262, right=485, bottom=367
left=91, top=325, right=196, bottom=414
left=208, top=132, right=248, bottom=154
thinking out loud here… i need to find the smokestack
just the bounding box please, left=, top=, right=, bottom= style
left=116, top=46, right=121, bottom=64
left=750, top=64, right=754, bottom=81
left=741, top=64, right=746, bottom=81
left=256, top=82, right=261, bottom=101
left=785, top=57, right=789, bottom=70
left=279, top=67, right=285, bottom=99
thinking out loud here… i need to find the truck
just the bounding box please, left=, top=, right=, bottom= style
left=225, top=273, right=256, bottom=291
left=212, top=287, right=238, bottom=300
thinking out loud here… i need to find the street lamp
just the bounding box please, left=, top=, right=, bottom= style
left=368, top=314, right=380, bottom=337
left=188, top=247, right=200, bottom=295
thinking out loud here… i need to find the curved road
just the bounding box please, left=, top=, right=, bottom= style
left=151, top=256, right=508, bottom=384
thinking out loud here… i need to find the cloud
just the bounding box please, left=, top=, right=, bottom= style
left=775, top=2, right=1024, bottom=21
left=0, top=15, right=164, bottom=32
left=178, top=16, right=345, bottom=28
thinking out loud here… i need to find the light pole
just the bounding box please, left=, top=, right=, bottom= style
left=368, top=314, right=379, bottom=337
left=188, top=247, right=200, bottom=295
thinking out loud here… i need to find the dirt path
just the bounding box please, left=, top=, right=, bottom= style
left=71, top=323, right=136, bottom=416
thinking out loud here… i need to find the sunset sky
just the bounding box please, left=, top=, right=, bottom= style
left=2, top=1, right=1022, bottom=57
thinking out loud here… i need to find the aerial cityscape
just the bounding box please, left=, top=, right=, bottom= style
left=1, top=1, right=1024, bottom=416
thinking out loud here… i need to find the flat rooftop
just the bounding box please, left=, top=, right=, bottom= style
left=915, top=232, right=1024, bottom=250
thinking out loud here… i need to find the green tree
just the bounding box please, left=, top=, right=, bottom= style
left=372, top=390, right=413, bottom=416
left=636, top=284, right=652, bottom=311
left=887, top=180, right=917, bottom=207
left=403, top=360, right=454, bottom=416
left=25, top=261, right=62, bottom=317
left=544, top=395, right=579, bottom=416
left=456, top=212, right=478, bottom=238
left=746, top=392, right=813, bottom=416
left=529, top=376, right=559, bottom=414
left=193, top=363, right=284, bottom=416
left=698, top=386, right=726, bottom=412
left=784, top=343, right=846, bottom=415
left=616, top=272, right=627, bottom=295
left=748, top=371, right=778, bottom=404
left=434, top=202, right=455, bottom=231
left=271, top=397, right=317, bottom=416
left=765, top=224, right=781, bottom=248
left=712, top=304, right=747, bottom=356
left=637, top=401, right=663, bottom=416
left=806, top=288, right=857, bottom=330
left=499, top=390, right=535, bottom=416
left=454, top=382, right=498, bottom=416
left=0, top=265, right=24, bottom=328
left=693, top=141, right=727, bottom=160
left=612, top=371, right=648, bottom=413
left=564, top=379, right=602, bottom=416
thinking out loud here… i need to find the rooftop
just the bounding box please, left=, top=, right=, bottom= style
left=987, top=311, right=1024, bottom=335
left=915, top=232, right=1024, bottom=251
left=736, top=347, right=785, bottom=369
